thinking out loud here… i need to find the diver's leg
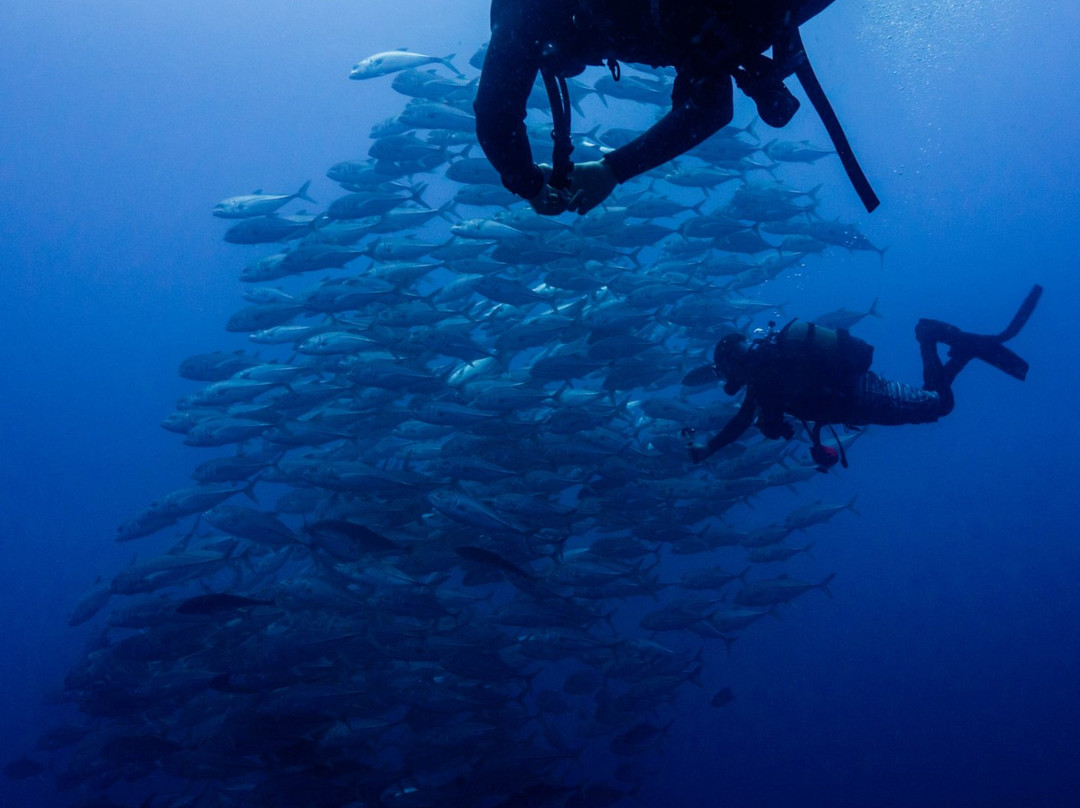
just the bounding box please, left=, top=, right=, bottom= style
left=848, top=371, right=950, bottom=425
left=915, top=320, right=957, bottom=387
left=912, top=320, right=960, bottom=417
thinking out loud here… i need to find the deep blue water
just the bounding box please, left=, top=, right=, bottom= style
left=2, top=1, right=1078, bottom=806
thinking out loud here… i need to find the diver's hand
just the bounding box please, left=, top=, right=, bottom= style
left=567, top=160, right=617, bottom=215
left=529, top=185, right=570, bottom=216
left=527, top=163, right=570, bottom=216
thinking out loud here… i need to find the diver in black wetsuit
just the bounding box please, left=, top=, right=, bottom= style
left=474, top=0, right=853, bottom=216
left=687, top=285, right=1044, bottom=467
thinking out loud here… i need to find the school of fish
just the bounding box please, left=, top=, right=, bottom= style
left=17, top=44, right=882, bottom=808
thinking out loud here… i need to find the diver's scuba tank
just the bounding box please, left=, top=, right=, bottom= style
left=776, top=320, right=874, bottom=384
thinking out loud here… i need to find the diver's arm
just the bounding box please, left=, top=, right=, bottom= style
left=604, top=70, right=734, bottom=183
left=691, top=393, right=756, bottom=464
left=474, top=2, right=545, bottom=199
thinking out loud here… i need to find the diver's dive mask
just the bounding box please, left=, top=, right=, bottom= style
left=713, top=332, right=748, bottom=394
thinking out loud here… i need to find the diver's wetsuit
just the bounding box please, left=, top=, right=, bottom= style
left=693, top=284, right=1043, bottom=463
left=474, top=0, right=835, bottom=199
left=701, top=337, right=949, bottom=458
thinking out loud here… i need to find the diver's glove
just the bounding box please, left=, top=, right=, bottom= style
left=527, top=163, right=571, bottom=216
left=567, top=160, right=617, bottom=215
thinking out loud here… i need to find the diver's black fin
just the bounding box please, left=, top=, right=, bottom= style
left=947, top=335, right=1029, bottom=381
left=962, top=340, right=1028, bottom=380
left=926, top=285, right=1042, bottom=381
left=996, top=283, right=1043, bottom=343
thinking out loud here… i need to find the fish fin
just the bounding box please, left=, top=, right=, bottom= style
left=846, top=493, right=861, bottom=516
left=436, top=198, right=458, bottom=223
left=440, top=53, right=464, bottom=77
left=295, top=180, right=316, bottom=204
left=408, top=181, right=432, bottom=210
left=818, top=572, right=836, bottom=598
left=743, top=116, right=761, bottom=141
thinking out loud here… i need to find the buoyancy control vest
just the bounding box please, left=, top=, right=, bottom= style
left=774, top=319, right=874, bottom=387
left=761, top=318, right=872, bottom=470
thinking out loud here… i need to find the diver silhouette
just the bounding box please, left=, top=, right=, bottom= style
left=474, top=0, right=877, bottom=216
left=686, top=285, right=1044, bottom=469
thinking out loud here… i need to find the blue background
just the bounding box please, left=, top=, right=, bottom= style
left=2, top=1, right=1077, bottom=806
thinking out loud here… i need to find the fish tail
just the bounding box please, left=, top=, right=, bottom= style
left=846, top=493, right=861, bottom=516
left=440, top=54, right=464, bottom=77
left=739, top=115, right=760, bottom=142
left=295, top=180, right=316, bottom=205
left=436, top=199, right=458, bottom=223
left=817, top=572, right=836, bottom=598
left=408, top=181, right=432, bottom=210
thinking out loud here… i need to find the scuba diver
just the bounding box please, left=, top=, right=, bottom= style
left=474, top=0, right=878, bottom=216
left=685, top=285, right=1043, bottom=468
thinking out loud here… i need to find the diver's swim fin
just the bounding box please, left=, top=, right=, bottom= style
left=922, top=285, right=1041, bottom=381
left=996, top=283, right=1043, bottom=343
left=948, top=338, right=1029, bottom=381
left=963, top=283, right=1043, bottom=380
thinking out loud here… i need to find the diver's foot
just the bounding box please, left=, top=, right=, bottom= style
left=915, top=318, right=963, bottom=345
